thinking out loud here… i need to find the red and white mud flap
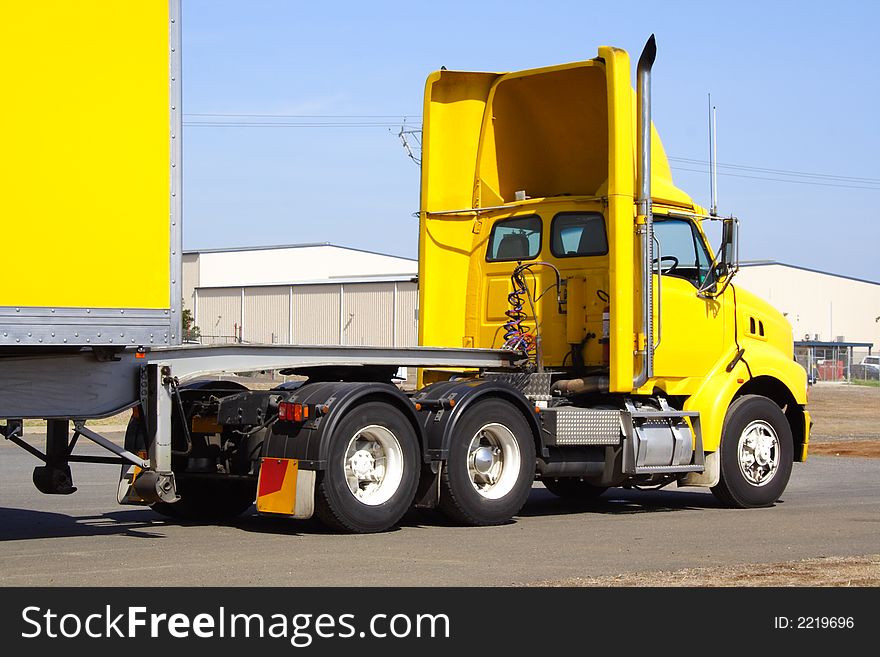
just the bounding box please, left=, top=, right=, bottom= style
left=256, top=457, right=316, bottom=519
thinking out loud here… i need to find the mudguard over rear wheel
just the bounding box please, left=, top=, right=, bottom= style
left=314, top=401, right=420, bottom=534
left=711, top=395, right=793, bottom=508
left=439, top=399, right=536, bottom=526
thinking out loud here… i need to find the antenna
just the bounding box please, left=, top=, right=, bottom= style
left=708, top=93, right=717, bottom=216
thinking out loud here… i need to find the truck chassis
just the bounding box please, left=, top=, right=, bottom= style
left=1, top=343, right=717, bottom=534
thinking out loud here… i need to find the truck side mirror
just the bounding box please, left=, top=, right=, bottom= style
left=698, top=216, right=739, bottom=298
left=721, top=217, right=739, bottom=270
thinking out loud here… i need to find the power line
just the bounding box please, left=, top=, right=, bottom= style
left=182, top=112, right=877, bottom=189
left=669, top=156, right=880, bottom=184
left=184, top=113, right=419, bottom=129
left=184, top=121, right=405, bottom=128
left=670, top=166, right=880, bottom=191
left=185, top=113, right=421, bottom=118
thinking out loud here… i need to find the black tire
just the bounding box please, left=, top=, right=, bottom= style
left=439, top=399, right=536, bottom=526
left=315, top=401, right=420, bottom=534
left=542, top=477, right=607, bottom=500
left=711, top=395, right=793, bottom=508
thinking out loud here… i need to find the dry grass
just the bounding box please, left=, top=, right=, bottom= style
left=529, top=555, right=880, bottom=587
left=805, top=383, right=880, bottom=457
left=807, top=383, right=880, bottom=443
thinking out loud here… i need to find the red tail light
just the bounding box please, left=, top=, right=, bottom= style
left=278, top=402, right=309, bottom=422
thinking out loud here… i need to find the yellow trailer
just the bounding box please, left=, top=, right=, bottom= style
left=0, top=0, right=181, bottom=347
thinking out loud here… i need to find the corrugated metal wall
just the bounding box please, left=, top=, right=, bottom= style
left=343, top=283, right=394, bottom=346
left=243, top=286, right=290, bottom=344
left=181, top=254, right=199, bottom=312
left=396, top=282, right=418, bottom=346
left=195, top=281, right=418, bottom=347
left=293, top=284, right=341, bottom=345
left=195, top=288, right=242, bottom=343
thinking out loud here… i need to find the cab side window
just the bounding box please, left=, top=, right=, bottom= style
left=652, top=218, right=712, bottom=286
left=550, top=212, right=608, bottom=257
left=486, top=215, right=542, bottom=261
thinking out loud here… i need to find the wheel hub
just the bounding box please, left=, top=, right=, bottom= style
left=754, top=436, right=774, bottom=466
left=349, top=448, right=378, bottom=480
left=471, top=445, right=499, bottom=476
left=342, top=426, right=402, bottom=506
left=738, top=420, right=779, bottom=486
left=465, top=424, right=521, bottom=500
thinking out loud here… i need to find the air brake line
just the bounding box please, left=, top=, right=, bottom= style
left=731, top=285, right=753, bottom=379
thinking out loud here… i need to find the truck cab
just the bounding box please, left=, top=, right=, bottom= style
left=418, top=37, right=810, bottom=512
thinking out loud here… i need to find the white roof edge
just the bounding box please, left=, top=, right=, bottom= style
left=183, top=242, right=416, bottom=262
left=739, top=260, right=879, bottom=286
left=195, top=274, right=418, bottom=291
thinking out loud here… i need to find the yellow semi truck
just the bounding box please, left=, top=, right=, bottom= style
left=0, top=2, right=809, bottom=533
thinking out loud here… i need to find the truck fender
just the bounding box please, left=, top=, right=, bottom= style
left=412, top=378, right=544, bottom=462
left=262, top=381, right=424, bottom=469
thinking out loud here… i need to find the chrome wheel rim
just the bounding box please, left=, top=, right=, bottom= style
left=343, top=425, right=403, bottom=506
left=466, top=423, right=521, bottom=499
left=737, top=420, right=780, bottom=486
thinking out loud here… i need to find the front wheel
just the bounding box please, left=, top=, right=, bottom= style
left=439, top=399, right=536, bottom=526
left=315, top=401, right=420, bottom=533
left=711, top=395, right=793, bottom=508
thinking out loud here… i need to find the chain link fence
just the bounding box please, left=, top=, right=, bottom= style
left=795, top=343, right=877, bottom=383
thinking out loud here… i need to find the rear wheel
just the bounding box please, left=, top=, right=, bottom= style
left=711, top=395, right=793, bottom=508
left=542, top=477, right=607, bottom=500
left=439, top=399, right=536, bottom=526
left=315, top=401, right=420, bottom=533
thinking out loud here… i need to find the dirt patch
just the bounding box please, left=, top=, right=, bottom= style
left=805, top=383, right=880, bottom=457
left=808, top=440, right=880, bottom=458
left=527, top=555, right=880, bottom=587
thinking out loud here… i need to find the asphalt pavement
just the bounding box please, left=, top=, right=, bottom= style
left=1, top=432, right=877, bottom=586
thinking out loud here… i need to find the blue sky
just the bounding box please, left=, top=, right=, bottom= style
left=181, top=0, right=879, bottom=281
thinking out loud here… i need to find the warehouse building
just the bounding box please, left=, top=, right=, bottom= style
left=735, top=261, right=879, bottom=381
left=181, top=249, right=878, bottom=382
left=182, top=244, right=417, bottom=347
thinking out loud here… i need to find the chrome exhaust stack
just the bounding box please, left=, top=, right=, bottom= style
left=634, top=34, right=656, bottom=389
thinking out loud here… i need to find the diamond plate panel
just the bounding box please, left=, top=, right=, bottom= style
left=484, top=372, right=553, bottom=400
left=550, top=408, right=622, bottom=445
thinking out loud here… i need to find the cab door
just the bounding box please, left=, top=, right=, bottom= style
left=651, top=217, right=725, bottom=378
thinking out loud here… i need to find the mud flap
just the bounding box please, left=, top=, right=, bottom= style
left=256, top=457, right=315, bottom=519
left=117, top=462, right=148, bottom=505
left=680, top=450, right=720, bottom=487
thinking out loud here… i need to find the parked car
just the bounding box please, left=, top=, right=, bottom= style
left=851, top=355, right=880, bottom=380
